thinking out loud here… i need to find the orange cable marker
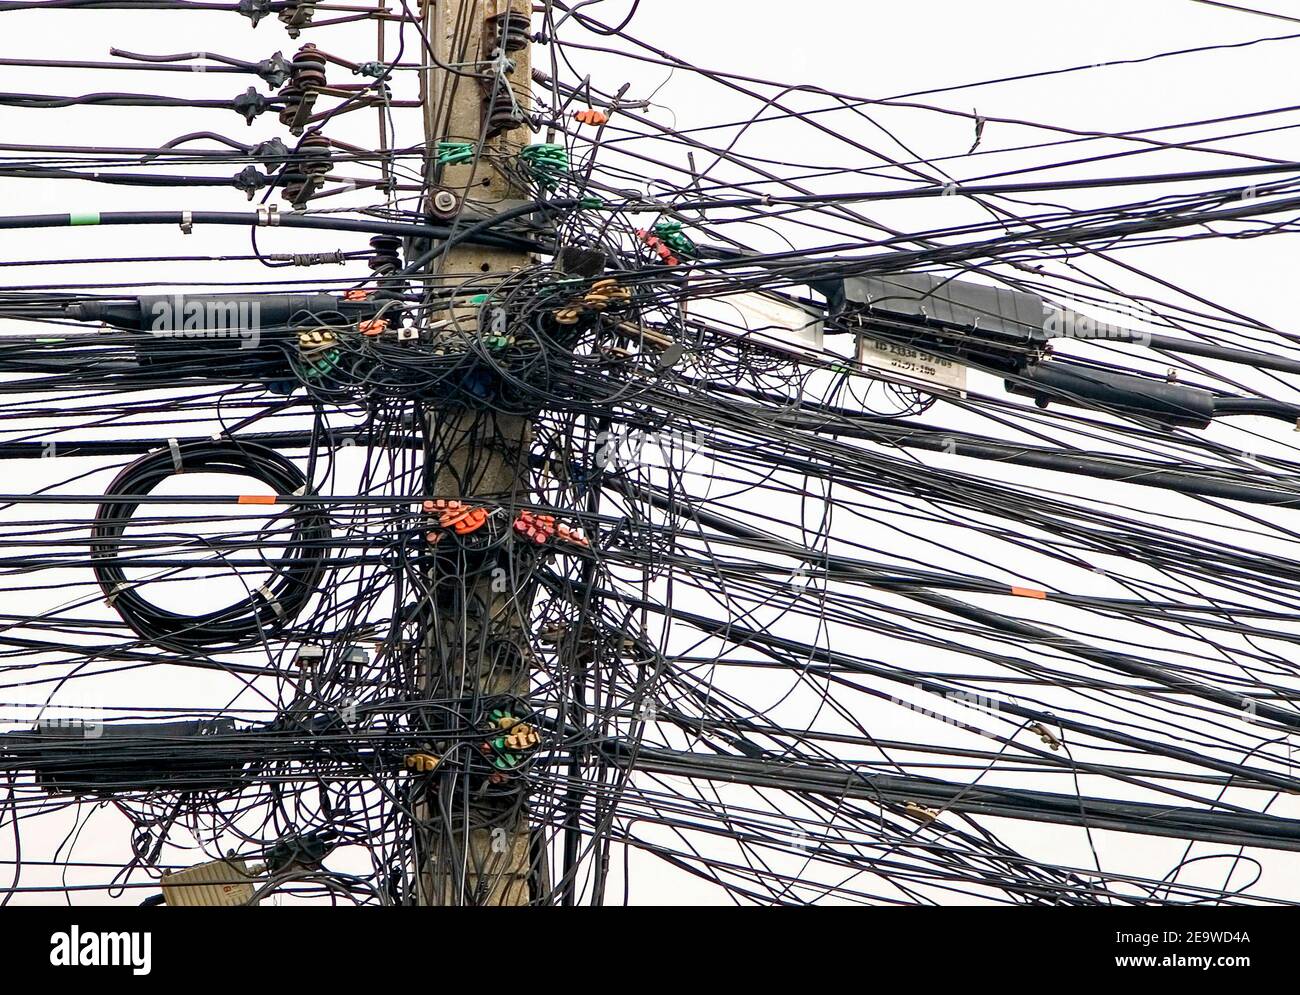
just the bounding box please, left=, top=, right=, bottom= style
left=238, top=495, right=278, bottom=505
left=1009, top=586, right=1047, bottom=600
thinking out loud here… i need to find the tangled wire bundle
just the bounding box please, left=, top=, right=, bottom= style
left=91, top=441, right=330, bottom=649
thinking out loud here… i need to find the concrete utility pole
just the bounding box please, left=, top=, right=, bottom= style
left=415, top=0, right=537, bottom=906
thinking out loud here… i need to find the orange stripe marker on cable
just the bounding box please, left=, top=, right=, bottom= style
left=1009, top=586, right=1047, bottom=600
left=239, top=495, right=278, bottom=505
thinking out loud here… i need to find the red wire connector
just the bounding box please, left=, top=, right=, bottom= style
left=344, top=289, right=372, bottom=302
left=555, top=523, right=589, bottom=548
left=573, top=108, right=608, bottom=126
left=359, top=318, right=388, bottom=337
left=635, top=229, right=679, bottom=267
left=423, top=498, right=488, bottom=535
left=512, top=511, right=588, bottom=547
left=513, top=509, right=557, bottom=544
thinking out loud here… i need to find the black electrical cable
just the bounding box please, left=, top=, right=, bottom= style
left=90, top=441, right=330, bottom=649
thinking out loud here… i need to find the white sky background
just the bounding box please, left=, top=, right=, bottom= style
left=2, top=0, right=1300, bottom=904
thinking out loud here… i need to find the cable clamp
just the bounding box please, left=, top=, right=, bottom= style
left=105, top=582, right=129, bottom=607
left=257, top=584, right=285, bottom=617
left=1028, top=722, right=1061, bottom=751
left=180, top=211, right=193, bottom=235
left=903, top=801, right=940, bottom=823
left=257, top=204, right=281, bottom=227
left=167, top=438, right=183, bottom=474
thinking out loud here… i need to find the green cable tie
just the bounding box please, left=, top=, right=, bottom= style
left=69, top=212, right=100, bottom=226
